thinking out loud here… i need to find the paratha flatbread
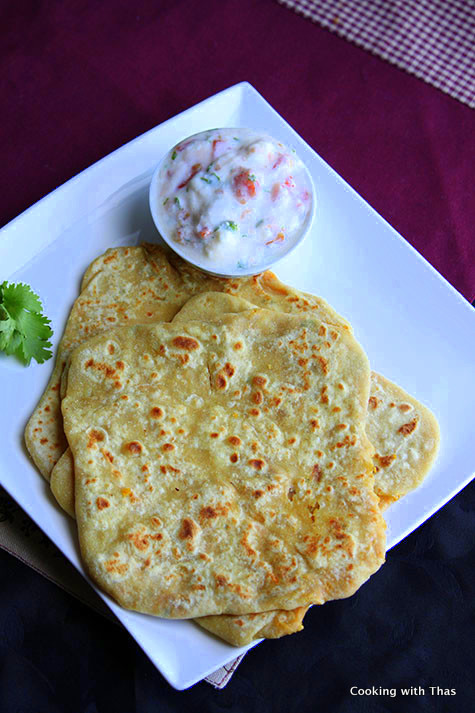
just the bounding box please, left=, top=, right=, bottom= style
left=25, top=246, right=196, bottom=479
left=366, top=373, right=440, bottom=509
left=44, top=245, right=438, bottom=517
left=63, top=312, right=385, bottom=618
left=175, top=293, right=441, bottom=511
left=171, top=293, right=440, bottom=643
left=25, top=244, right=349, bottom=481
left=29, top=245, right=438, bottom=645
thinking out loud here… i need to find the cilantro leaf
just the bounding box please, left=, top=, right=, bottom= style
left=0, top=282, right=53, bottom=365
left=0, top=317, right=15, bottom=351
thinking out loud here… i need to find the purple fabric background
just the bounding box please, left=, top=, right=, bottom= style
left=1, top=0, right=474, bottom=300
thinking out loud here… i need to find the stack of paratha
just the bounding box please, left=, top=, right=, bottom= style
left=25, top=244, right=439, bottom=646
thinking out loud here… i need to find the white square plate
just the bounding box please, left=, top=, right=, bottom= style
left=1, top=82, right=474, bottom=690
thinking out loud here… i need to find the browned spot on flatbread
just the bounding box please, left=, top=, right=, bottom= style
left=215, top=374, right=227, bottom=390
left=303, top=535, right=320, bottom=555
left=128, top=530, right=150, bottom=550
left=317, top=356, right=328, bottom=374
left=312, top=464, right=323, bottom=482
left=368, top=396, right=381, bottom=410
left=240, top=531, right=257, bottom=558
left=102, top=449, right=114, bottom=463
left=374, top=453, right=397, bottom=468
left=88, top=430, right=105, bottom=448
left=105, top=559, right=128, bottom=574
left=172, top=336, right=199, bottom=350
left=150, top=407, right=163, bottom=419
left=125, top=441, right=142, bottom=454
left=178, top=518, right=199, bottom=540
left=96, top=497, right=110, bottom=510
left=248, top=458, right=265, bottom=470
left=84, top=358, right=116, bottom=379
left=398, top=418, right=418, bottom=436
left=200, top=504, right=229, bottom=521
left=224, top=362, right=235, bottom=377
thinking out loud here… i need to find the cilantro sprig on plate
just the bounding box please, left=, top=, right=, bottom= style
left=0, top=282, right=53, bottom=365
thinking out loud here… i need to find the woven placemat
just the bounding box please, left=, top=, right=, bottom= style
left=278, top=0, right=475, bottom=108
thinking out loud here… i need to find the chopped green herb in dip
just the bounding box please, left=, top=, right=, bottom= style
left=215, top=220, right=238, bottom=232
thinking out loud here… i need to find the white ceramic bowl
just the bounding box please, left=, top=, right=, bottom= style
left=149, top=129, right=316, bottom=277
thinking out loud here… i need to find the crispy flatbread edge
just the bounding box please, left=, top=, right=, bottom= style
left=197, top=606, right=308, bottom=646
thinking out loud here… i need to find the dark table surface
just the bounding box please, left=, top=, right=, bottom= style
left=1, top=1, right=474, bottom=711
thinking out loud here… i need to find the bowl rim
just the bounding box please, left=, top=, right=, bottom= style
left=148, top=128, right=317, bottom=278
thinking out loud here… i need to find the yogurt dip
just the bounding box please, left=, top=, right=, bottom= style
left=153, top=128, right=314, bottom=273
